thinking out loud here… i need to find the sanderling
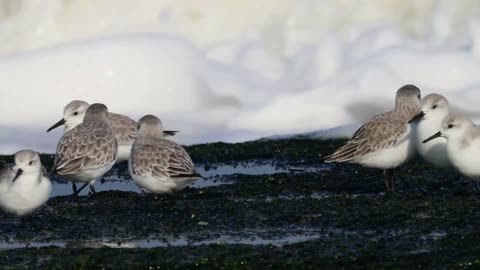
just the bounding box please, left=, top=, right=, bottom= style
left=409, top=93, right=451, bottom=168
left=52, top=103, right=117, bottom=195
left=423, top=114, right=480, bottom=180
left=0, top=150, right=52, bottom=216
left=129, top=115, right=201, bottom=193
left=46, top=100, right=178, bottom=161
left=324, top=85, right=422, bottom=192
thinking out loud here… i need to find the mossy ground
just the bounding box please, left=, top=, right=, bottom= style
left=1, top=139, right=480, bottom=269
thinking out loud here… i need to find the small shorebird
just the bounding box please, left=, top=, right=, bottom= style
left=0, top=150, right=52, bottom=216
left=51, top=103, right=117, bottom=195
left=409, top=93, right=451, bottom=168
left=423, top=115, right=480, bottom=181
left=324, top=85, right=422, bottom=192
left=129, top=115, right=200, bottom=193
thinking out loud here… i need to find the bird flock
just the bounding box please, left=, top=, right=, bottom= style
left=0, top=101, right=199, bottom=216
left=0, top=85, right=479, bottom=216
left=326, top=84, right=478, bottom=192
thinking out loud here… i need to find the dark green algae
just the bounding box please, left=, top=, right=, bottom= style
left=1, top=139, right=480, bottom=269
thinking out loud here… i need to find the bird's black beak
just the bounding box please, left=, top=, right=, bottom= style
left=12, top=169, right=23, bottom=182
left=46, top=119, right=66, bottom=132
left=164, top=130, right=179, bottom=136
left=423, top=131, right=442, bottom=144
left=409, top=111, right=425, bottom=124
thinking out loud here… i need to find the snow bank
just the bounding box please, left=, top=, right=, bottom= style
left=2, top=1, right=480, bottom=153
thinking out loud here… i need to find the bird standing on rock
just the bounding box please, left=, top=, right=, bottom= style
left=51, top=103, right=118, bottom=195
left=0, top=150, right=52, bottom=216
left=129, top=115, right=201, bottom=194
left=324, top=85, right=422, bottom=192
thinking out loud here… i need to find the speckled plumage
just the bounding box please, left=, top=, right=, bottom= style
left=325, top=85, right=421, bottom=165
left=108, top=112, right=137, bottom=146
left=48, top=100, right=178, bottom=162
left=52, top=104, right=117, bottom=193
left=129, top=115, right=199, bottom=193
left=324, top=85, right=422, bottom=192
left=53, top=121, right=117, bottom=175
left=131, top=137, right=196, bottom=178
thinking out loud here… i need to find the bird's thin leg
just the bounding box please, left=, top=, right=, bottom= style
left=383, top=170, right=391, bottom=192
left=385, top=169, right=395, bottom=193
left=88, top=180, right=97, bottom=195
left=390, top=175, right=395, bottom=193
left=72, top=183, right=77, bottom=194
left=73, top=183, right=89, bottom=196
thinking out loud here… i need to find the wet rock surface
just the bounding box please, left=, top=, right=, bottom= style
left=1, top=139, right=480, bottom=269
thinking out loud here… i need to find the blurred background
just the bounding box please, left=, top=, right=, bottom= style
left=1, top=0, right=480, bottom=153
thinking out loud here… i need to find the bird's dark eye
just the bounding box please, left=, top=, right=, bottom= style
left=29, top=161, right=33, bottom=165
left=418, top=94, right=421, bottom=99
left=73, top=112, right=78, bottom=116
left=432, top=105, right=438, bottom=109
left=448, top=124, right=454, bottom=129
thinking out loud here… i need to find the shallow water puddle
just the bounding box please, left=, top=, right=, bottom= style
left=0, top=230, right=323, bottom=250
left=196, top=160, right=328, bottom=176
left=50, top=160, right=330, bottom=197
left=0, top=227, right=447, bottom=255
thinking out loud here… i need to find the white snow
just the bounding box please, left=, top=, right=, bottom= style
left=2, top=1, right=480, bottom=153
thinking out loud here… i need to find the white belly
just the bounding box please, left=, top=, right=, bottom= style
left=417, top=138, right=451, bottom=168
left=0, top=175, right=52, bottom=216
left=416, top=119, right=451, bottom=168
left=116, top=144, right=132, bottom=162
left=448, top=142, right=480, bottom=180
left=128, top=158, right=197, bottom=193
left=132, top=175, right=179, bottom=193
left=63, top=160, right=116, bottom=183
left=358, top=130, right=416, bottom=170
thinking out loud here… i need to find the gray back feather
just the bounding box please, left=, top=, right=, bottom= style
left=131, top=138, right=197, bottom=178
left=53, top=121, right=117, bottom=175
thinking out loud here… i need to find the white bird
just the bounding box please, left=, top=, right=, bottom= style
left=47, top=100, right=178, bottom=162
left=409, top=93, right=451, bottom=168
left=0, top=150, right=52, bottom=216
left=52, top=103, right=118, bottom=195
left=129, top=115, right=200, bottom=193
left=324, top=85, right=422, bottom=192
left=424, top=114, right=480, bottom=181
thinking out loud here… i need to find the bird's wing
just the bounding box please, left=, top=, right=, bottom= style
left=53, top=125, right=117, bottom=175
left=131, top=139, right=198, bottom=179
left=324, top=112, right=408, bottom=162
left=108, top=113, right=137, bottom=145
